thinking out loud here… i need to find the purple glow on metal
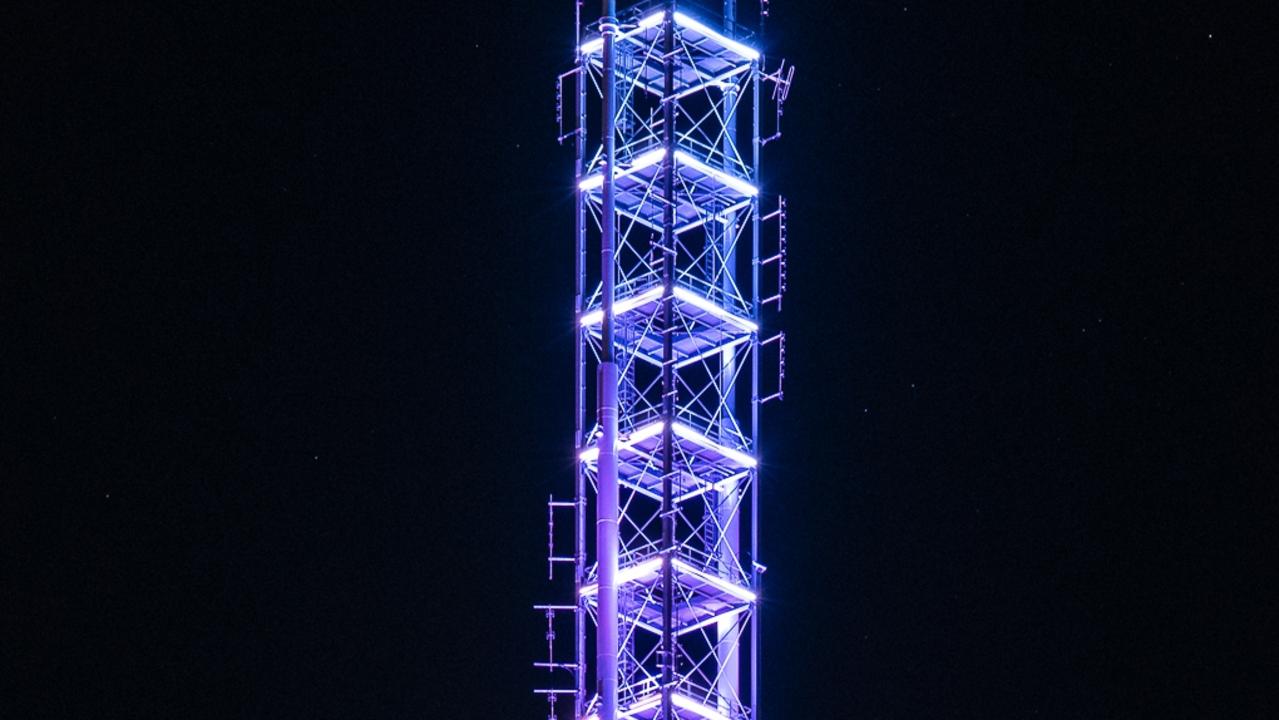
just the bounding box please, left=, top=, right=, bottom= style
left=671, top=286, right=759, bottom=331
left=577, top=147, right=665, bottom=191
left=579, top=555, right=754, bottom=604
left=591, top=692, right=731, bottom=720
left=670, top=422, right=757, bottom=468
left=579, top=556, right=665, bottom=596
left=671, top=692, right=734, bottom=720
left=670, top=557, right=757, bottom=603
left=578, top=420, right=665, bottom=462
left=579, top=285, right=664, bottom=327
left=538, top=3, right=790, bottom=718
left=581, top=284, right=756, bottom=334
left=579, top=149, right=757, bottom=198
left=674, top=335, right=752, bottom=369
left=675, top=604, right=751, bottom=637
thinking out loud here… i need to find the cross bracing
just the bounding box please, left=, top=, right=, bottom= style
left=538, top=4, right=791, bottom=720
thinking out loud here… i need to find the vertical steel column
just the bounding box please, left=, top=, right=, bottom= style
left=596, top=3, right=620, bottom=720
left=749, top=53, right=762, bottom=720
left=658, top=7, right=676, bottom=720
left=716, top=3, right=742, bottom=714
left=574, top=2, right=589, bottom=716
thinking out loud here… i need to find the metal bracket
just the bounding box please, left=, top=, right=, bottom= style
left=762, top=60, right=795, bottom=146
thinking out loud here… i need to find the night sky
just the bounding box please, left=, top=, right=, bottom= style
left=6, top=1, right=1273, bottom=718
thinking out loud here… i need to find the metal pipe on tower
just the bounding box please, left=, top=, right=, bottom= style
left=596, top=2, right=620, bottom=718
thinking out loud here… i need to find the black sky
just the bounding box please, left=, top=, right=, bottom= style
left=4, top=1, right=1274, bottom=718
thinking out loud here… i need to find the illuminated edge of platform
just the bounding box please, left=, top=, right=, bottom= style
left=579, top=149, right=757, bottom=198
left=586, top=690, right=733, bottom=720
left=579, top=420, right=756, bottom=469
left=580, top=10, right=759, bottom=64
left=580, top=286, right=757, bottom=333
left=580, top=556, right=756, bottom=604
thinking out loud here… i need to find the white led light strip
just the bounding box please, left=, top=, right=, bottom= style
left=579, top=285, right=664, bottom=327
left=671, top=557, right=757, bottom=603
left=670, top=421, right=757, bottom=469
left=671, top=286, right=758, bottom=332
left=579, top=555, right=664, bottom=596
left=579, top=148, right=756, bottom=199
left=580, top=285, right=755, bottom=333
left=673, top=149, right=758, bottom=197
left=671, top=693, right=733, bottom=720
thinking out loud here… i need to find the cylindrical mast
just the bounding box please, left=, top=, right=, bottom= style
left=596, top=2, right=620, bottom=719
left=659, top=7, right=676, bottom=720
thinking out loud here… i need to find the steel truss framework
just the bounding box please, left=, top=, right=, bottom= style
left=541, top=3, right=791, bottom=720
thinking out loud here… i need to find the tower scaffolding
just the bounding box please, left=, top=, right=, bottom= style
left=541, top=3, right=793, bottom=719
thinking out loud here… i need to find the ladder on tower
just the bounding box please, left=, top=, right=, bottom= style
left=534, top=496, right=581, bottom=720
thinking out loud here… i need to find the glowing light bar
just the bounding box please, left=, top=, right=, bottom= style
left=671, top=557, right=757, bottom=603
left=579, top=147, right=666, bottom=191
left=673, top=150, right=758, bottom=197
left=579, top=285, right=664, bottom=327
left=670, top=421, right=757, bottom=468
left=579, top=10, right=667, bottom=56
left=673, top=11, right=760, bottom=61
left=579, top=420, right=664, bottom=462
left=675, top=603, right=750, bottom=637
left=625, top=696, right=662, bottom=716
left=580, top=556, right=665, bottom=596
left=581, top=419, right=755, bottom=470
left=627, top=420, right=666, bottom=444
left=581, top=286, right=756, bottom=335
left=670, top=286, right=758, bottom=332
left=581, top=418, right=752, bottom=470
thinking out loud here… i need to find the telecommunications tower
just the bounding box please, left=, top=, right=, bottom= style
left=539, top=2, right=793, bottom=719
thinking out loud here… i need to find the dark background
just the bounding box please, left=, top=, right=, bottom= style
left=4, top=1, right=1273, bottom=718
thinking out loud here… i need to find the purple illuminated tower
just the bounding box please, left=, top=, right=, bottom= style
left=539, top=2, right=793, bottom=719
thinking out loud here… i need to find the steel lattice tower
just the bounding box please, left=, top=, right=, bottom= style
left=540, top=3, right=792, bottom=719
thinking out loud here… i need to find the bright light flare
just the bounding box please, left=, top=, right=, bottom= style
left=579, top=285, right=664, bottom=327
left=578, top=148, right=666, bottom=191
